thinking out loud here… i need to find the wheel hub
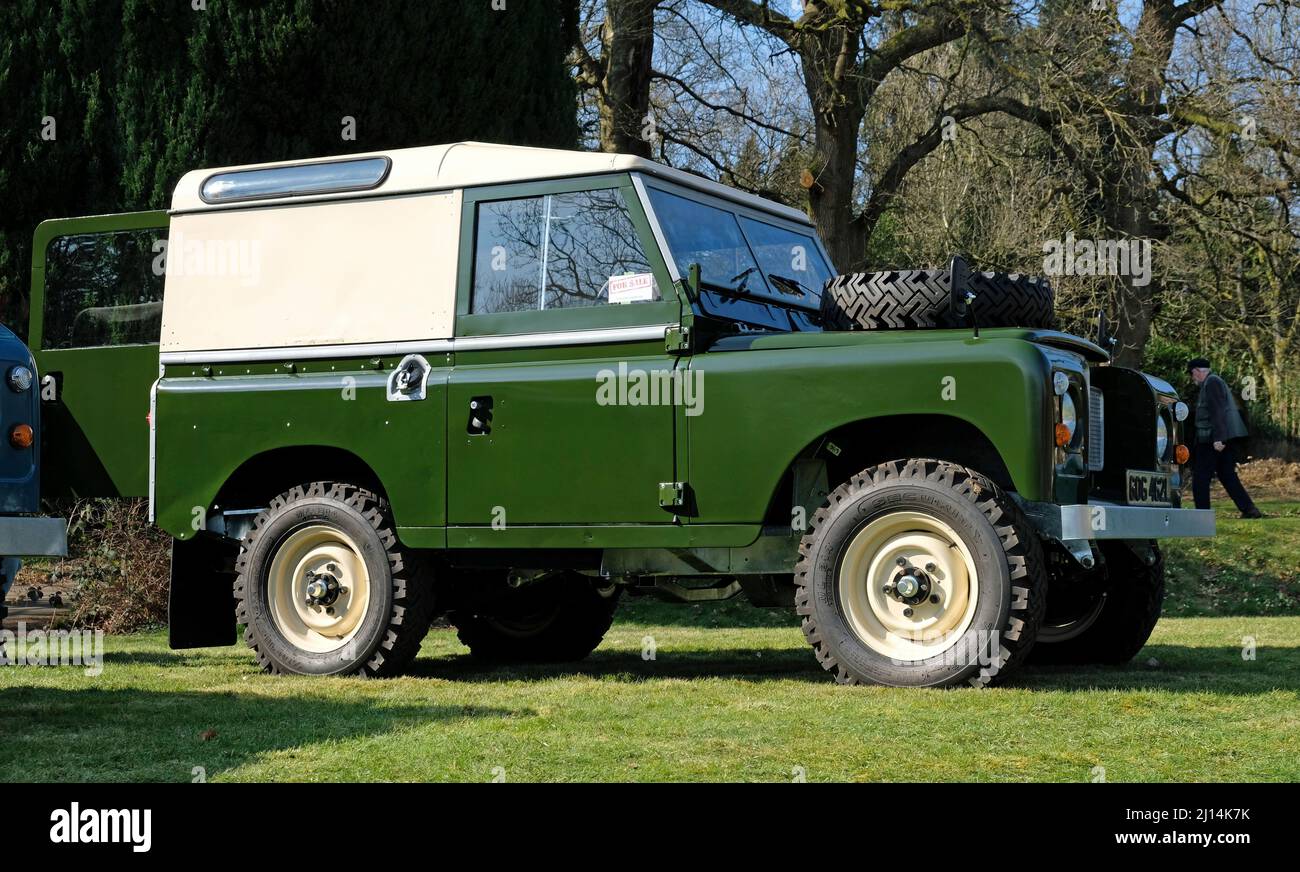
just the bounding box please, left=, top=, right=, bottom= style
left=305, top=565, right=344, bottom=606
left=884, top=557, right=936, bottom=607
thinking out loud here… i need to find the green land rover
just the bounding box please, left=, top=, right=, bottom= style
left=30, top=142, right=1213, bottom=687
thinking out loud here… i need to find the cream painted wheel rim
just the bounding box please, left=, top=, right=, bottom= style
left=267, top=524, right=373, bottom=654
left=837, top=511, right=980, bottom=662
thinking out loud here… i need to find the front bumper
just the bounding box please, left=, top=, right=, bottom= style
left=0, top=516, right=69, bottom=559
left=0, top=517, right=67, bottom=608
left=1021, top=500, right=1216, bottom=541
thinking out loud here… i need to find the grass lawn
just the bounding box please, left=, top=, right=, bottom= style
left=1164, top=501, right=1300, bottom=615
left=1, top=501, right=1297, bottom=783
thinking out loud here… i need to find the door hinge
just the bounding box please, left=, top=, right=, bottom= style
left=658, top=481, right=688, bottom=509
left=665, top=325, right=691, bottom=354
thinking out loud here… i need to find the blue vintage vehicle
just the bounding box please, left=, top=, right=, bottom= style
left=0, top=322, right=67, bottom=620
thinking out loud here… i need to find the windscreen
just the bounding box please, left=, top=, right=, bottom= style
left=645, top=186, right=831, bottom=331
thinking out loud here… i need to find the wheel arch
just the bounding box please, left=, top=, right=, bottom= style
left=213, top=445, right=389, bottom=511
left=763, top=413, right=1019, bottom=527
left=167, top=446, right=388, bottom=652
left=157, top=444, right=394, bottom=541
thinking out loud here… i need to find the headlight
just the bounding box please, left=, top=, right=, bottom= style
left=1174, top=401, right=1189, bottom=422
left=1156, top=415, right=1169, bottom=460
left=1060, top=393, right=1078, bottom=440
left=7, top=366, right=33, bottom=393
left=1052, top=371, right=1070, bottom=396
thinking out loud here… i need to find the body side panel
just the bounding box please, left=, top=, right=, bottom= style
left=153, top=357, right=448, bottom=540
left=161, top=191, right=460, bottom=353
left=685, top=336, right=1053, bottom=522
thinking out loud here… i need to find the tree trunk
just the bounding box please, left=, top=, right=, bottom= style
left=1098, top=119, right=1164, bottom=369
left=807, top=110, right=867, bottom=272
left=799, top=26, right=866, bottom=273
left=598, top=0, right=656, bottom=157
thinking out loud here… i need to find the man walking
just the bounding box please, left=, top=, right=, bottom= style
left=1187, top=357, right=1262, bottom=518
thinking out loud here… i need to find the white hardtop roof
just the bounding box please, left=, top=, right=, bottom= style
left=170, top=141, right=812, bottom=224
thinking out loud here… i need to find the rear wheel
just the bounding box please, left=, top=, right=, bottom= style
left=1031, top=542, right=1164, bottom=664
left=234, top=482, right=436, bottom=676
left=450, top=573, right=619, bottom=663
left=795, top=460, right=1046, bottom=687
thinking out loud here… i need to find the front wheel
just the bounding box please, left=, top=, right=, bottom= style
left=234, top=482, right=436, bottom=676
left=795, top=460, right=1046, bottom=688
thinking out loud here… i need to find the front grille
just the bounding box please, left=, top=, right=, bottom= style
left=1088, top=387, right=1105, bottom=471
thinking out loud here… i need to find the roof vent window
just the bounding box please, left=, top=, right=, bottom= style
left=200, top=156, right=390, bottom=203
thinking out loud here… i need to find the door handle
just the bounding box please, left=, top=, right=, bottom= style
left=467, top=396, right=493, bottom=435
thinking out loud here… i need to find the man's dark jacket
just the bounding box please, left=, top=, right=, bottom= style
left=1194, top=373, right=1249, bottom=444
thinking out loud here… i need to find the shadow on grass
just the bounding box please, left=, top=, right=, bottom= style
left=84, top=642, right=822, bottom=682
left=611, top=597, right=801, bottom=629
left=84, top=636, right=1300, bottom=693
left=407, top=646, right=825, bottom=683
left=409, top=642, right=1300, bottom=694
left=98, top=648, right=246, bottom=668
left=0, top=687, right=527, bottom=782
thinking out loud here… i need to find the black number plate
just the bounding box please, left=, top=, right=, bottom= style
left=1127, top=470, right=1171, bottom=506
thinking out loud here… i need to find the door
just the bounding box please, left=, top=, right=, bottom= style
left=30, top=211, right=169, bottom=497
left=446, top=177, right=684, bottom=542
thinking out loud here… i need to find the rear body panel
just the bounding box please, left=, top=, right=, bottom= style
left=0, top=325, right=67, bottom=571
left=154, top=357, right=448, bottom=540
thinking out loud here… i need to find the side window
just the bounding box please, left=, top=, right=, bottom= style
left=471, top=188, right=658, bottom=314
left=472, top=198, right=545, bottom=314
left=543, top=190, right=657, bottom=309
left=43, top=229, right=167, bottom=350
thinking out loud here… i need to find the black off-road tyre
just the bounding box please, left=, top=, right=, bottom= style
left=1030, top=542, right=1164, bottom=665
left=451, top=574, right=620, bottom=663
left=821, top=268, right=1054, bottom=331
left=234, top=482, right=436, bottom=677
left=795, top=460, right=1047, bottom=688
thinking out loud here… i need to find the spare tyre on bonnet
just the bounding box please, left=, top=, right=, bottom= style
left=821, top=256, right=1055, bottom=331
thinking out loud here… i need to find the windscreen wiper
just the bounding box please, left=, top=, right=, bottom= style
left=729, top=266, right=759, bottom=293
left=701, top=282, right=762, bottom=307
left=767, top=273, right=822, bottom=303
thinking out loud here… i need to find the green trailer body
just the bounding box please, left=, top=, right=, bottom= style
left=29, top=210, right=169, bottom=499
